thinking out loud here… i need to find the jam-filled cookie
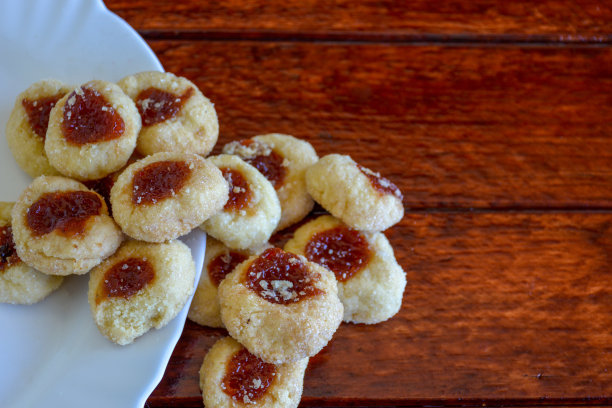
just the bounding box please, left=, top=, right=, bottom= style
left=218, top=247, right=343, bottom=364
left=201, top=154, right=280, bottom=249
left=223, top=134, right=318, bottom=231
left=188, top=238, right=269, bottom=328
left=45, top=80, right=141, bottom=180
left=305, top=154, right=404, bottom=232
left=118, top=71, right=218, bottom=156
left=88, top=239, right=195, bottom=345
left=200, top=337, right=308, bottom=408
left=111, top=152, right=228, bottom=242
left=284, top=215, right=406, bottom=324
left=11, top=176, right=122, bottom=276
left=0, top=202, right=63, bottom=304
left=5, top=79, right=71, bottom=177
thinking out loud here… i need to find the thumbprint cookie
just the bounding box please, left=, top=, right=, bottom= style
left=0, top=202, right=63, bottom=304
left=201, top=154, right=280, bottom=249
left=200, top=337, right=308, bottom=408
left=111, top=152, right=228, bottom=242
left=188, top=238, right=269, bottom=328
left=88, top=239, right=196, bottom=345
left=223, top=134, right=318, bottom=231
left=305, top=154, right=404, bottom=231
left=5, top=79, right=71, bottom=177
left=118, top=71, right=218, bottom=156
left=284, top=215, right=406, bottom=324
left=11, top=176, right=122, bottom=276
left=45, top=80, right=141, bottom=180
left=218, top=247, right=343, bottom=364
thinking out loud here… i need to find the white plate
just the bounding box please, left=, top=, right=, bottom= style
left=0, top=1, right=205, bottom=407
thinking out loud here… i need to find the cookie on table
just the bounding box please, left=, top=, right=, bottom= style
left=305, top=154, right=403, bottom=231
left=11, top=176, right=123, bottom=276
left=111, top=152, right=228, bottom=242
left=284, top=215, right=406, bottom=324
left=45, top=80, right=141, bottom=180
left=5, top=79, right=71, bottom=177
left=0, top=202, right=63, bottom=304
left=200, top=337, right=308, bottom=407
left=223, top=134, right=318, bottom=231
left=88, top=239, right=195, bottom=345
left=201, top=154, right=280, bottom=249
left=118, top=71, right=218, bottom=156
left=188, top=238, right=269, bottom=328
left=218, top=247, right=343, bottom=364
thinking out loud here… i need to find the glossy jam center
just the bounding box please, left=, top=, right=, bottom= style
left=98, top=257, right=154, bottom=304
left=83, top=174, right=116, bottom=215
left=221, top=168, right=252, bottom=211
left=0, top=226, right=20, bottom=272
left=357, top=164, right=402, bottom=199
left=132, top=160, right=192, bottom=205
left=222, top=347, right=275, bottom=403
left=305, top=225, right=371, bottom=282
left=239, top=140, right=286, bottom=189
left=26, top=191, right=102, bottom=237
left=22, top=94, right=64, bottom=139
left=245, top=247, right=322, bottom=305
left=208, top=251, right=248, bottom=287
left=136, top=87, right=194, bottom=126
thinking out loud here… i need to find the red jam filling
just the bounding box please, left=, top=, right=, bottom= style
left=132, top=160, right=192, bottom=205
left=305, top=225, right=371, bottom=282
left=22, top=94, right=65, bottom=139
left=208, top=251, right=248, bottom=287
left=245, top=247, right=322, bottom=305
left=239, top=140, right=286, bottom=189
left=61, top=87, right=125, bottom=145
left=0, top=226, right=21, bottom=272
left=26, top=191, right=102, bottom=237
left=222, top=347, right=276, bottom=403
left=357, top=164, right=402, bottom=199
left=83, top=175, right=115, bottom=215
left=98, top=257, right=154, bottom=304
left=221, top=168, right=252, bottom=211
left=135, top=87, right=194, bottom=126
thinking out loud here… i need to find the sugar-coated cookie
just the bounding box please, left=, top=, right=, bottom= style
left=0, top=202, right=63, bottom=304
left=188, top=238, right=269, bottom=328
left=118, top=71, right=218, bottom=156
left=45, top=80, right=141, bottom=180
left=305, top=154, right=403, bottom=231
left=5, top=79, right=71, bottom=177
left=284, top=215, right=405, bottom=324
left=111, top=152, right=228, bottom=242
left=11, top=176, right=122, bottom=276
left=200, top=337, right=307, bottom=407
left=201, top=154, right=280, bottom=249
left=88, top=239, right=195, bottom=345
left=218, top=247, right=343, bottom=364
left=223, top=134, right=318, bottom=231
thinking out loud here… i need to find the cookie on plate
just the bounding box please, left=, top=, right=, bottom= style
left=218, top=247, right=343, bottom=364
left=223, top=134, right=318, bottom=231
left=88, top=239, right=195, bottom=345
left=0, top=202, right=63, bottom=304
left=5, top=79, right=71, bottom=177
left=118, top=71, right=218, bottom=156
left=305, top=154, right=403, bottom=231
left=111, top=152, right=228, bottom=242
left=11, top=176, right=123, bottom=276
left=45, top=80, right=141, bottom=180
left=201, top=154, right=280, bottom=249
left=284, top=215, right=406, bottom=324
left=188, top=238, right=268, bottom=328
left=200, top=337, right=308, bottom=407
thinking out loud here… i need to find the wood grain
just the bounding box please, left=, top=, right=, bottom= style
left=147, top=41, right=612, bottom=209
left=147, top=213, right=612, bottom=406
left=106, top=1, right=612, bottom=42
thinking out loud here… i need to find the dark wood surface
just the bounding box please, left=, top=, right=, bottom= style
left=102, top=1, right=612, bottom=406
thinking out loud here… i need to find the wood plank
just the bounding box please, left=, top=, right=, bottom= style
left=149, top=41, right=612, bottom=209
left=148, top=212, right=612, bottom=406
left=105, top=1, right=612, bottom=42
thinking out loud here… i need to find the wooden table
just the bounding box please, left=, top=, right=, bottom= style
left=105, top=1, right=612, bottom=406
